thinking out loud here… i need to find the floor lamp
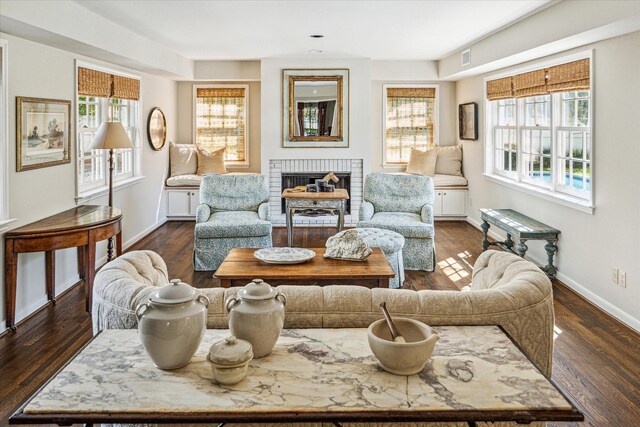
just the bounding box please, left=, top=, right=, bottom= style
left=89, top=121, right=134, bottom=262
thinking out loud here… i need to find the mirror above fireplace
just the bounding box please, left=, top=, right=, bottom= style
left=283, top=69, right=349, bottom=148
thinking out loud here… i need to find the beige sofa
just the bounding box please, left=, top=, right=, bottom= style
left=93, top=249, right=554, bottom=427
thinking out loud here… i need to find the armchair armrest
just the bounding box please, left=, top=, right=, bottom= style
left=359, top=201, right=374, bottom=221
left=258, top=202, right=271, bottom=221
left=196, top=204, right=211, bottom=223
left=421, top=204, right=434, bottom=224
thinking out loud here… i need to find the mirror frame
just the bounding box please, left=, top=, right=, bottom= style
left=283, top=69, right=349, bottom=148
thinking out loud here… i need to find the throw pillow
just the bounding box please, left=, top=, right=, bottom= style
left=405, top=148, right=437, bottom=176
left=196, top=146, right=228, bottom=175
left=169, top=142, right=198, bottom=176
left=434, top=145, right=463, bottom=176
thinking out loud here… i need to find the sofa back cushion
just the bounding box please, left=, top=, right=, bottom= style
left=169, top=142, right=198, bottom=176
left=364, top=173, right=434, bottom=214
left=200, top=174, right=269, bottom=212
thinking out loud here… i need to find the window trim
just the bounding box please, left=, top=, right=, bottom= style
left=192, top=84, right=250, bottom=168
left=0, top=38, right=16, bottom=231
left=74, top=60, right=142, bottom=199
left=483, top=50, right=594, bottom=214
left=382, top=83, right=439, bottom=167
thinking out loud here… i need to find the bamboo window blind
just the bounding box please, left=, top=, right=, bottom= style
left=195, top=87, right=246, bottom=162
left=385, top=87, right=436, bottom=164
left=486, top=58, right=590, bottom=100
left=77, top=67, right=140, bottom=100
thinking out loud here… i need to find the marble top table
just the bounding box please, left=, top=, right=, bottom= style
left=12, top=327, right=582, bottom=425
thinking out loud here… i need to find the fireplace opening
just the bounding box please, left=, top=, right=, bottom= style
left=281, top=172, right=351, bottom=215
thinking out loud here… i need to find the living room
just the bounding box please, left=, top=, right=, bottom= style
left=0, top=0, right=639, bottom=425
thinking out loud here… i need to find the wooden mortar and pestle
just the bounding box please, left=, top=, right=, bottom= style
left=380, top=302, right=406, bottom=343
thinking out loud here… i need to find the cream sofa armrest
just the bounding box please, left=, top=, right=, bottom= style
left=421, top=203, right=434, bottom=224
left=258, top=202, right=271, bottom=221
left=196, top=204, right=211, bottom=223
left=359, top=201, right=374, bottom=221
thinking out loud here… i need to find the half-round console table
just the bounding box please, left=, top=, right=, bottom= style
left=4, top=205, right=122, bottom=331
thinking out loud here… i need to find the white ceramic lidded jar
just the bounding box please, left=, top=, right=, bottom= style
left=136, top=279, right=209, bottom=370
left=225, top=279, right=286, bottom=358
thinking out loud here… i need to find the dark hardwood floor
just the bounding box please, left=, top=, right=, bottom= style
left=0, top=221, right=638, bottom=426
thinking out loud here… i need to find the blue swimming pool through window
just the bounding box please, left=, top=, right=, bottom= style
left=529, top=171, right=591, bottom=191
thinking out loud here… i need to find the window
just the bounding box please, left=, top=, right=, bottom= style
left=485, top=57, right=592, bottom=206
left=76, top=64, right=141, bottom=196
left=383, top=85, right=438, bottom=164
left=194, top=85, right=248, bottom=164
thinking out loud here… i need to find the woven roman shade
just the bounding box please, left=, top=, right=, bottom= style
left=196, top=87, right=245, bottom=98
left=195, top=87, right=247, bottom=162
left=514, top=69, right=548, bottom=98
left=387, top=87, right=435, bottom=98
left=77, top=67, right=140, bottom=100
left=546, top=59, right=590, bottom=93
left=486, top=77, right=514, bottom=100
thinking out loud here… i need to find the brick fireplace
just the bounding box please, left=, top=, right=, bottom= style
left=269, top=159, right=363, bottom=226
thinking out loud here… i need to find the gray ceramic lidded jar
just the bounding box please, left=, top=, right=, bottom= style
left=225, top=279, right=286, bottom=358
left=136, top=279, right=209, bottom=370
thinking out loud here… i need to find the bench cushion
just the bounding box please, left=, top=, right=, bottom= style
left=432, top=173, right=468, bottom=187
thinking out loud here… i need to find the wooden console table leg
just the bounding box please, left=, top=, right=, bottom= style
left=516, top=239, right=528, bottom=258
left=86, top=235, right=97, bottom=313
left=5, top=239, right=18, bottom=331
left=77, top=245, right=87, bottom=281
left=220, top=279, right=231, bottom=288
left=116, top=230, right=123, bottom=258
left=481, top=220, right=491, bottom=251
left=45, top=250, right=56, bottom=304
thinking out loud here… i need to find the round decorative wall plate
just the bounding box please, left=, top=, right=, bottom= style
left=254, top=248, right=316, bottom=264
left=147, top=107, right=167, bottom=150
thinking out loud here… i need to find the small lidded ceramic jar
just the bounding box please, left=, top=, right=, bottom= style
left=136, top=279, right=209, bottom=370
left=207, top=336, right=253, bottom=385
left=225, top=279, right=286, bottom=358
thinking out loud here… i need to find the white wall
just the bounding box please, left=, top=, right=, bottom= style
left=457, top=32, right=640, bottom=331
left=260, top=58, right=373, bottom=177
left=0, top=34, right=177, bottom=331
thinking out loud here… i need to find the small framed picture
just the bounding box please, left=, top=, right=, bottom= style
left=17, top=97, right=72, bottom=171
left=459, top=102, right=478, bottom=141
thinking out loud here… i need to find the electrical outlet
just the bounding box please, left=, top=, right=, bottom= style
left=619, top=271, right=626, bottom=288
left=611, top=268, right=619, bottom=284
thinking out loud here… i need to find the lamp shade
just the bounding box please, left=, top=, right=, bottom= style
left=89, top=122, right=134, bottom=150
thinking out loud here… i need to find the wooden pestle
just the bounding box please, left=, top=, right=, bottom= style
left=380, top=302, right=406, bottom=343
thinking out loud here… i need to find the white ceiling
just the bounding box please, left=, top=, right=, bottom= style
left=74, top=0, right=551, bottom=61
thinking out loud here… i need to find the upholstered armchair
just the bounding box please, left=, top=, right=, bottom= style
left=358, top=173, right=435, bottom=271
left=193, top=174, right=272, bottom=271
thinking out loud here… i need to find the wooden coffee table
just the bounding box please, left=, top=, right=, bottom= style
left=11, top=327, right=583, bottom=426
left=215, top=247, right=395, bottom=288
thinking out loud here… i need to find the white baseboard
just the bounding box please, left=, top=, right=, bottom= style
left=466, top=217, right=640, bottom=333
left=13, top=275, right=80, bottom=325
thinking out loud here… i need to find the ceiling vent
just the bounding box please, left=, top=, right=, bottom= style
left=461, top=49, right=471, bottom=67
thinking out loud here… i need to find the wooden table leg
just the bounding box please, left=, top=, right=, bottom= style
left=5, top=239, right=18, bottom=331
left=516, top=239, right=528, bottom=258
left=220, top=279, right=231, bottom=288
left=45, top=250, right=56, bottom=304
left=116, top=230, right=123, bottom=257
left=337, top=205, right=345, bottom=233
left=77, top=245, right=86, bottom=281
left=86, top=235, right=97, bottom=313
left=378, top=278, right=389, bottom=288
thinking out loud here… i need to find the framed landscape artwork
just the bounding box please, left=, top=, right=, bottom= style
left=459, top=102, right=478, bottom=141
left=17, top=97, right=71, bottom=171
